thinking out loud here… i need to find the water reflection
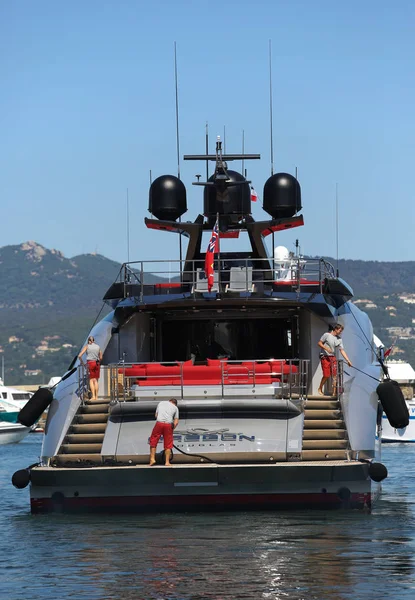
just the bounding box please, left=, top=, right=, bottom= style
left=23, top=508, right=414, bottom=600
left=2, top=439, right=415, bottom=599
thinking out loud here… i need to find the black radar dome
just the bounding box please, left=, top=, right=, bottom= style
left=204, top=170, right=250, bottom=219
left=149, top=175, right=187, bottom=221
left=263, top=172, right=302, bottom=219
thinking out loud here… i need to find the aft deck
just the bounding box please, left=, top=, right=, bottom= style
left=50, top=357, right=350, bottom=468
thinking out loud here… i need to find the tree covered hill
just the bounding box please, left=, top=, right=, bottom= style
left=321, top=257, right=415, bottom=296
left=0, top=241, right=122, bottom=310
left=0, top=242, right=123, bottom=384
left=1, top=241, right=415, bottom=385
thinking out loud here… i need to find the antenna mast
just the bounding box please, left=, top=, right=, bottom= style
left=174, top=41, right=183, bottom=276
left=242, top=129, right=245, bottom=175
left=269, top=39, right=274, bottom=176
left=126, top=187, right=130, bottom=263
left=336, top=182, right=339, bottom=276
left=205, top=122, right=209, bottom=181
left=174, top=41, right=181, bottom=180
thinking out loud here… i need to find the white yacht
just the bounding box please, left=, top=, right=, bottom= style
left=0, top=379, right=33, bottom=444
left=14, top=140, right=390, bottom=512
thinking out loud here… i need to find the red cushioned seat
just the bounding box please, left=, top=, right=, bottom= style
left=138, top=379, right=179, bottom=386
left=122, top=365, right=147, bottom=377
left=146, top=364, right=181, bottom=377
left=125, top=360, right=297, bottom=387
left=183, top=365, right=221, bottom=384
left=207, top=358, right=228, bottom=367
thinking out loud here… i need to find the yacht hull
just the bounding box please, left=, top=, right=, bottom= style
left=30, top=461, right=374, bottom=513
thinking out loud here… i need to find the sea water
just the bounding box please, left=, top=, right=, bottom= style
left=1, top=435, right=415, bottom=600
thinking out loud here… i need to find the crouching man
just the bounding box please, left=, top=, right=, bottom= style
left=149, top=398, right=179, bottom=466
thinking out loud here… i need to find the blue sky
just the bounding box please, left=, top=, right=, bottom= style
left=1, top=0, right=414, bottom=264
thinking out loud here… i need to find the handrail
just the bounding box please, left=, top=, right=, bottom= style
left=109, top=256, right=337, bottom=300
left=109, top=358, right=309, bottom=402
left=337, top=359, right=344, bottom=397
left=77, top=363, right=89, bottom=404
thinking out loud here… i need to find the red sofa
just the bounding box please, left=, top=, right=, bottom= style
left=120, top=360, right=298, bottom=387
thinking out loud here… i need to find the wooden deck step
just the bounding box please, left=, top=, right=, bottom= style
left=302, top=449, right=348, bottom=461
left=303, top=419, right=345, bottom=429
left=304, top=409, right=341, bottom=420
left=76, top=413, right=109, bottom=424
left=81, top=403, right=109, bottom=414
left=52, top=454, right=103, bottom=466
left=303, top=429, right=346, bottom=440
left=65, top=434, right=105, bottom=444
left=305, top=400, right=339, bottom=410
left=60, top=443, right=102, bottom=454
left=70, top=423, right=107, bottom=434
left=302, top=439, right=348, bottom=450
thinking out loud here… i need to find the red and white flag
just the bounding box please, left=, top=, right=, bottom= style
left=384, top=339, right=397, bottom=359
left=251, top=186, right=258, bottom=202
left=205, top=217, right=219, bottom=292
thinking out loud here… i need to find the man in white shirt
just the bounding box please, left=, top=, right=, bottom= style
left=149, top=398, right=179, bottom=466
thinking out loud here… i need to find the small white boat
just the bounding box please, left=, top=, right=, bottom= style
left=382, top=362, right=415, bottom=442
left=0, top=379, right=33, bottom=444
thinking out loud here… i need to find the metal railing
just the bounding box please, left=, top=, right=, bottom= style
left=77, top=362, right=90, bottom=404
left=109, top=358, right=310, bottom=402
left=109, top=257, right=336, bottom=301
left=336, top=359, right=345, bottom=397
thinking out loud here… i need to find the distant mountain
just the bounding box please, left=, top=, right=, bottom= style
left=0, top=241, right=122, bottom=311
left=1, top=241, right=415, bottom=384
left=321, top=257, right=415, bottom=296
left=0, top=242, right=123, bottom=384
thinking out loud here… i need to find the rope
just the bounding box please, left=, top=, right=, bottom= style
left=68, top=301, right=108, bottom=371
left=344, top=303, right=389, bottom=378
left=344, top=303, right=378, bottom=355
left=172, top=444, right=216, bottom=464
left=345, top=365, right=381, bottom=383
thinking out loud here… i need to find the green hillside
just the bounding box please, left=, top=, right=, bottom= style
left=322, top=257, right=415, bottom=296
left=1, top=241, right=414, bottom=384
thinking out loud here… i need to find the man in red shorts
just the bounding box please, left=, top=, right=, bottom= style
left=318, top=324, right=352, bottom=396
left=78, top=336, right=103, bottom=401
left=149, top=398, right=179, bottom=466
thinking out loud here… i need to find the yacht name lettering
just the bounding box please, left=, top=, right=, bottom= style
left=173, top=432, right=255, bottom=442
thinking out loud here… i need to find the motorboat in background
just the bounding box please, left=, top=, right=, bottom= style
left=0, top=379, right=33, bottom=444
left=382, top=361, right=415, bottom=442
left=14, top=138, right=389, bottom=513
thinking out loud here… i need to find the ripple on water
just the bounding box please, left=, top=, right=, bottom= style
left=1, top=437, right=415, bottom=599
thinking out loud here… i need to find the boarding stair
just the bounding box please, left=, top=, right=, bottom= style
left=301, top=394, right=349, bottom=460
left=51, top=396, right=110, bottom=467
